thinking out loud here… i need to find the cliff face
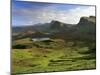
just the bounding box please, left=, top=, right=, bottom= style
left=13, top=16, right=96, bottom=41
left=74, top=16, right=96, bottom=41
left=50, top=20, right=67, bottom=30
left=77, top=16, right=96, bottom=32
left=50, top=20, right=63, bottom=29
left=51, top=16, right=96, bottom=32
left=78, top=16, right=96, bottom=26
left=51, top=16, right=96, bottom=41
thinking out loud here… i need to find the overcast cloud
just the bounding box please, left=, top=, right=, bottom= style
left=12, top=1, right=95, bottom=26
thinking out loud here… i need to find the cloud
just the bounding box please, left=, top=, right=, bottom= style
left=13, top=4, right=95, bottom=26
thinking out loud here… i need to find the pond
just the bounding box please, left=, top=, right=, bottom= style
left=32, top=37, right=50, bottom=42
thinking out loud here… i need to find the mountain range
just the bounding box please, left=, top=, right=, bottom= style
left=12, top=16, right=96, bottom=42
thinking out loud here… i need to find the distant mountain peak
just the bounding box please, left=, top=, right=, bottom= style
left=50, top=20, right=65, bottom=29
left=51, top=20, right=61, bottom=23
left=78, top=16, right=96, bottom=26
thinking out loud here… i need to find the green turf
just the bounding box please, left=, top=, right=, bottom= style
left=12, top=38, right=96, bottom=74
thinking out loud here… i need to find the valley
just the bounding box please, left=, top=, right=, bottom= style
left=12, top=16, right=96, bottom=74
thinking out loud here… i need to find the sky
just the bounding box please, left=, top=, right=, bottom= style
left=12, top=0, right=95, bottom=26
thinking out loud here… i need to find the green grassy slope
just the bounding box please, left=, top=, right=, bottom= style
left=12, top=38, right=96, bottom=74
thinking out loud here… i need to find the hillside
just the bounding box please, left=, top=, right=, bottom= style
left=12, top=16, right=96, bottom=74
left=12, top=16, right=96, bottom=41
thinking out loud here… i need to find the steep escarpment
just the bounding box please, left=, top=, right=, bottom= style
left=12, top=16, right=96, bottom=42
left=51, top=16, right=96, bottom=41
left=78, top=16, right=95, bottom=26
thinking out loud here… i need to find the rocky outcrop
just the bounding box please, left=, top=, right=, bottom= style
left=50, top=20, right=65, bottom=29
left=78, top=16, right=96, bottom=26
